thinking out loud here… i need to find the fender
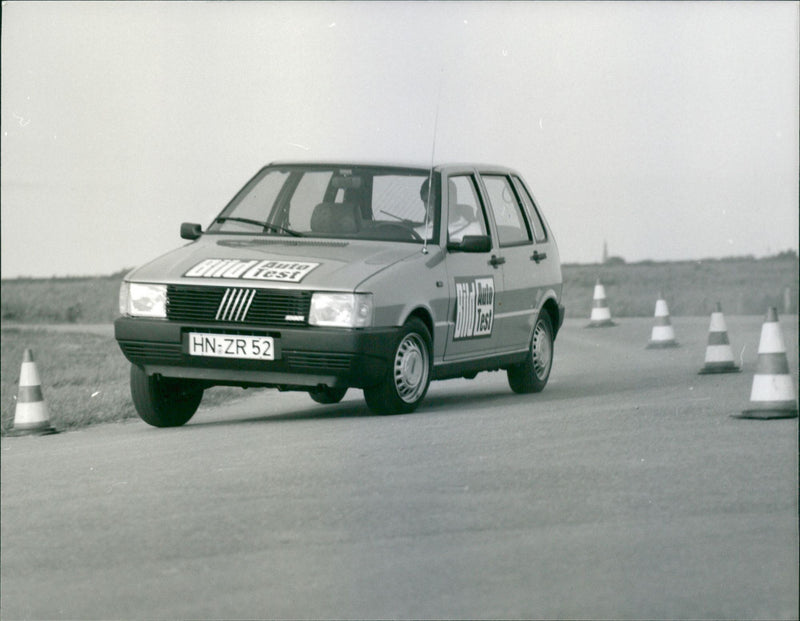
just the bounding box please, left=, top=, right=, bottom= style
left=534, top=290, right=564, bottom=339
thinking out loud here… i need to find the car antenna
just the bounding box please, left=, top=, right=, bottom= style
left=422, top=70, right=443, bottom=255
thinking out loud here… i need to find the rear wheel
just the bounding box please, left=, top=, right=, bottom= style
left=508, top=312, right=554, bottom=394
left=364, top=317, right=431, bottom=415
left=309, top=386, right=348, bottom=404
left=130, top=365, right=203, bottom=427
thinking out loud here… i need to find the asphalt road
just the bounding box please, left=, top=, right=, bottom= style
left=2, top=317, right=798, bottom=620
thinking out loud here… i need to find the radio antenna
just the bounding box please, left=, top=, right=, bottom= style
left=422, top=70, right=443, bottom=255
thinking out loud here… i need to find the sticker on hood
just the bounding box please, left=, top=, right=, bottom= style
left=185, top=258, right=320, bottom=282
left=454, top=276, right=495, bottom=340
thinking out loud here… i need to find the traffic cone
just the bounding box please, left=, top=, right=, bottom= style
left=9, top=349, right=58, bottom=436
left=586, top=279, right=616, bottom=327
left=736, top=307, right=797, bottom=419
left=698, top=303, right=740, bottom=374
left=646, top=293, right=678, bottom=348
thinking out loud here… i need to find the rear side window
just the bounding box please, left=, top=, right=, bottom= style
left=512, top=176, right=548, bottom=243
left=481, top=175, right=532, bottom=247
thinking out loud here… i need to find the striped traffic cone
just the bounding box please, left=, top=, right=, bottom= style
left=736, top=307, right=797, bottom=419
left=9, top=349, right=58, bottom=436
left=698, top=303, right=740, bottom=374
left=586, top=279, right=616, bottom=327
left=646, top=293, right=679, bottom=348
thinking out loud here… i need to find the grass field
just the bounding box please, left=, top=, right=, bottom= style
left=1, top=254, right=797, bottom=435
left=1, top=328, right=136, bottom=434
left=564, top=255, right=798, bottom=318
left=2, top=256, right=797, bottom=324
left=0, top=328, right=254, bottom=435
left=1, top=271, right=126, bottom=324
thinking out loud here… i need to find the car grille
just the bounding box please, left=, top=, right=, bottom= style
left=167, top=285, right=311, bottom=327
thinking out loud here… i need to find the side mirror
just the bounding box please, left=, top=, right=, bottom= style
left=447, top=234, right=492, bottom=253
left=180, top=222, right=203, bottom=240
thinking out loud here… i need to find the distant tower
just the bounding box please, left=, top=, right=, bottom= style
left=602, top=240, right=608, bottom=264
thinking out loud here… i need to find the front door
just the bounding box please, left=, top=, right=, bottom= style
left=442, top=173, right=504, bottom=361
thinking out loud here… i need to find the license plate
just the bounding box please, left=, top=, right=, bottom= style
left=187, top=333, right=276, bottom=360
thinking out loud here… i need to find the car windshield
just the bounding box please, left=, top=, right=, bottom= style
left=208, top=164, right=440, bottom=244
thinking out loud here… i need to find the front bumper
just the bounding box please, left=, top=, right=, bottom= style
left=115, top=317, right=398, bottom=390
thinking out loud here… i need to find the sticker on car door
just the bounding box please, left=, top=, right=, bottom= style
left=454, top=276, right=495, bottom=340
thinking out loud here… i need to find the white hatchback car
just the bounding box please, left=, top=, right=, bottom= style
left=116, top=162, right=564, bottom=426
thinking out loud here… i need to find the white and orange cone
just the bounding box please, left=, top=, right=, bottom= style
left=698, top=303, right=740, bottom=374
left=646, top=293, right=679, bottom=348
left=9, top=349, right=57, bottom=436
left=586, top=279, right=616, bottom=328
left=736, top=307, right=797, bottom=419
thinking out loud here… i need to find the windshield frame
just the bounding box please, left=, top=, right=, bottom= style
left=206, top=163, right=441, bottom=245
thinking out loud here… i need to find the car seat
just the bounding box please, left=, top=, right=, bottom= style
left=310, top=202, right=362, bottom=234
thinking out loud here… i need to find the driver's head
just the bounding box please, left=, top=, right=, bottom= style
left=420, top=178, right=432, bottom=204
left=420, top=176, right=442, bottom=211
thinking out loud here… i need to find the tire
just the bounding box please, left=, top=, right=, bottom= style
left=130, top=365, right=203, bottom=427
left=508, top=312, right=554, bottom=394
left=309, top=386, right=348, bottom=404
left=364, top=317, right=432, bottom=415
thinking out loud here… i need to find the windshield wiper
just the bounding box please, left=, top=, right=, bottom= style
left=215, top=217, right=303, bottom=237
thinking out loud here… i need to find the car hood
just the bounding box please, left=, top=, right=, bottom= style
left=125, top=235, right=423, bottom=291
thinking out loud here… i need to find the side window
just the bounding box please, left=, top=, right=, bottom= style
left=447, top=175, right=489, bottom=243
left=481, top=175, right=532, bottom=247
left=512, top=176, right=548, bottom=243
left=287, top=171, right=332, bottom=231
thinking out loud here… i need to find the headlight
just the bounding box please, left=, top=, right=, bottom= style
left=120, top=282, right=167, bottom=318
left=309, top=293, right=373, bottom=328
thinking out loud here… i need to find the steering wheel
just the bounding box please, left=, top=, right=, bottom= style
left=372, top=222, right=423, bottom=242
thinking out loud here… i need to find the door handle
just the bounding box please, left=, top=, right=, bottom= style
left=531, top=250, right=547, bottom=263
left=490, top=255, right=506, bottom=267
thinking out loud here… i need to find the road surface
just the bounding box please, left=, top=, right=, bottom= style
left=2, top=317, right=797, bottom=619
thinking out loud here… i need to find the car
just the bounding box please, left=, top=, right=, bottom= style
left=115, top=161, right=564, bottom=426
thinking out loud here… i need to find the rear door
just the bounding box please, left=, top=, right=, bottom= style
left=511, top=174, right=557, bottom=261
left=442, top=173, right=504, bottom=361
left=477, top=172, right=540, bottom=351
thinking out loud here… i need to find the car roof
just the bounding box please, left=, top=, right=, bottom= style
left=266, top=160, right=520, bottom=176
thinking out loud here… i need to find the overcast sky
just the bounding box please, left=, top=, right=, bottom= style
left=1, top=1, right=797, bottom=278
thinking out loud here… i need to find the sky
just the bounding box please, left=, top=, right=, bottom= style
left=1, top=1, right=798, bottom=278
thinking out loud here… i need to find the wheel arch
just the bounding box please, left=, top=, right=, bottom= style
left=404, top=305, right=434, bottom=340
left=540, top=296, right=561, bottom=339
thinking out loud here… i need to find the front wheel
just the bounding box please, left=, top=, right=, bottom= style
left=364, top=317, right=432, bottom=415
left=507, top=312, right=554, bottom=394
left=130, top=365, right=203, bottom=427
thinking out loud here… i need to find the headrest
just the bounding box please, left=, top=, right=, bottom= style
left=310, top=202, right=361, bottom=234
